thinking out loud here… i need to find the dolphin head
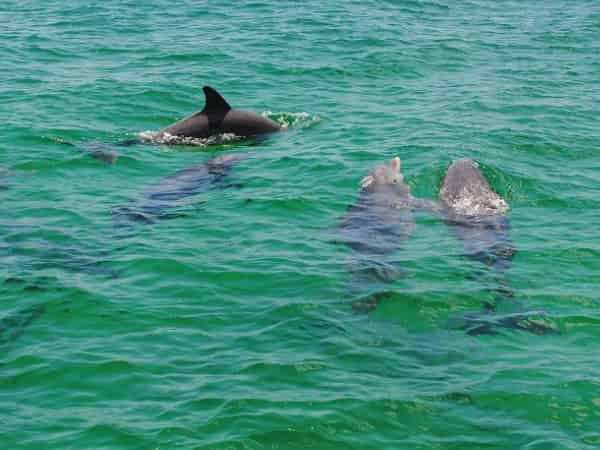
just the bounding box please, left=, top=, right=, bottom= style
left=440, top=159, right=508, bottom=215
left=360, top=157, right=411, bottom=197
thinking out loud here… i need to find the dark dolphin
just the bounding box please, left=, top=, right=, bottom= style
left=161, top=86, right=282, bottom=139
left=114, top=153, right=245, bottom=225
left=340, top=157, right=437, bottom=311
left=440, top=159, right=555, bottom=334
left=65, top=86, right=282, bottom=164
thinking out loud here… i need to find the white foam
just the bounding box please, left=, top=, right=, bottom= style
left=261, top=111, right=321, bottom=129
left=137, top=131, right=241, bottom=147
left=449, top=193, right=509, bottom=216
left=135, top=112, right=319, bottom=146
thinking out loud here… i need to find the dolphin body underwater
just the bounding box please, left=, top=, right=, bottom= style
left=113, top=153, right=246, bottom=225
left=339, top=157, right=437, bottom=311
left=439, top=159, right=514, bottom=289
left=339, top=157, right=554, bottom=334
left=439, top=159, right=555, bottom=335
left=111, top=86, right=279, bottom=220
left=0, top=303, right=46, bottom=347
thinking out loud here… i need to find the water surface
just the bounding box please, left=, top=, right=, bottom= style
left=1, top=1, right=600, bottom=448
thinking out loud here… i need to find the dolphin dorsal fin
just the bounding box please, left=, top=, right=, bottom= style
left=201, top=86, right=232, bottom=114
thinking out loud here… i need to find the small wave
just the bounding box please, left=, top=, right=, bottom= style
left=261, top=111, right=322, bottom=129
left=46, top=136, right=76, bottom=146
left=137, top=131, right=242, bottom=147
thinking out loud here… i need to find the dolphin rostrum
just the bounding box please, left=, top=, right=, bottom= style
left=160, top=86, right=282, bottom=140
left=340, top=156, right=438, bottom=311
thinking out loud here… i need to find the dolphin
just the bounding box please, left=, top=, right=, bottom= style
left=113, top=153, right=246, bottom=225
left=440, top=158, right=514, bottom=285
left=440, top=159, right=555, bottom=334
left=160, top=86, right=282, bottom=140
left=340, top=156, right=437, bottom=311
left=64, top=86, right=282, bottom=164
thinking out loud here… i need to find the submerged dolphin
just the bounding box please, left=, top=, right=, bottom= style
left=440, top=159, right=554, bottom=334
left=114, top=153, right=245, bottom=225
left=0, top=303, right=46, bottom=347
left=160, top=86, right=282, bottom=140
left=340, top=156, right=437, bottom=311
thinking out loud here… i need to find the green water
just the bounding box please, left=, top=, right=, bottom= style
left=2, top=1, right=600, bottom=448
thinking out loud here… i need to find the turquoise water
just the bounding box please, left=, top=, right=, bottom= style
left=2, top=0, right=600, bottom=448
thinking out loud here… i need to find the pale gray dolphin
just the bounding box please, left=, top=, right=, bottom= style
left=440, top=159, right=513, bottom=281
left=340, top=157, right=437, bottom=311
left=161, top=86, right=282, bottom=139
left=440, top=159, right=555, bottom=335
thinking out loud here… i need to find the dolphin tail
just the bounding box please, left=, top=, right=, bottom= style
left=478, top=282, right=516, bottom=312
left=54, top=139, right=119, bottom=165
left=89, top=149, right=119, bottom=164
left=88, top=139, right=139, bottom=163
left=351, top=291, right=395, bottom=313
left=448, top=310, right=559, bottom=336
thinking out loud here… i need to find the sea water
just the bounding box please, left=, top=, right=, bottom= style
left=1, top=1, right=600, bottom=448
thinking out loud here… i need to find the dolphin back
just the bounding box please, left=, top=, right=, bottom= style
left=163, top=86, right=281, bottom=139
left=440, top=159, right=508, bottom=216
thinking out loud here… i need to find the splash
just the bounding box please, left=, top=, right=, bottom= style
left=136, top=112, right=319, bottom=146
left=137, top=131, right=242, bottom=147
left=261, top=111, right=322, bottom=129
left=449, top=192, right=509, bottom=216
